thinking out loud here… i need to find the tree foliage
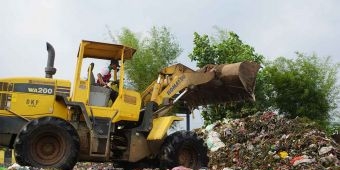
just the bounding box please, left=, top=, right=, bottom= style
left=189, top=28, right=265, bottom=125
left=117, top=26, right=182, bottom=91
left=189, top=29, right=263, bottom=67
left=263, top=53, right=340, bottom=128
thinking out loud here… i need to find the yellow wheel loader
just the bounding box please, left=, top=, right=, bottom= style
left=0, top=40, right=260, bottom=170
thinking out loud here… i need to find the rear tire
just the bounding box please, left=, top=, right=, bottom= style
left=160, top=130, right=208, bottom=170
left=115, top=158, right=159, bottom=170
left=14, top=117, right=80, bottom=170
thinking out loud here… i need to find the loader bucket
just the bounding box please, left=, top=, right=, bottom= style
left=182, top=61, right=260, bottom=107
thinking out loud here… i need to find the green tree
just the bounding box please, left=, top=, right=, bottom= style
left=117, top=26, right=182, bottom=91
left=264, top=53, right=339, bottom=128
left=189, top=28, right=265, bottom=125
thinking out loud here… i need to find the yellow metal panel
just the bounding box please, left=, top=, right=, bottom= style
left=55, top=80, right=71, bottom=87
left=147, top=116, right=183, bottom=140
left=52, top=100, right=69, bottom=120
left=0, top=77, right=70, bottom=119
left=9, top=81, right=56, bottom=117
left=119, top=47, right=125, bottom=95
left=0, top=150, right=3, bottom=164
left=88, top=89, right=141, bottom=122
left=87, top=106, right=112, bottom=118
left=10, top=92, right=55, bottom=116
left=81, top=40, right=136, bottom=60
left=0, top=77, right=56, bottom=84
left=111, top=89, right=141, bottom=122
left=72, top=80, right=88, bottom=104
left=72, top=42, right=86, bottom=102
left=12, top=151, right=15, bottom=163
left=55, top=79, right=71, bottom=97
left=0, top=150, right=15, bottom=164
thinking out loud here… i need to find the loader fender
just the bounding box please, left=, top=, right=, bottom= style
left=147, top=116, right=183, bottom=140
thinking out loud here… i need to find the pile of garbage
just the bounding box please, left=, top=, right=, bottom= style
left=195, top=112, right=340, bottom=170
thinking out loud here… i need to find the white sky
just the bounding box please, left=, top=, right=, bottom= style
left=0, top=0, right=339, bottom=127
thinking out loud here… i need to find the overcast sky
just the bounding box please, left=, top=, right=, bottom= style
left=1, top=0, right=339, bottom=127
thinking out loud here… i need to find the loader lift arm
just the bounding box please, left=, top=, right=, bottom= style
left=139, top=62, right=260, bottom=131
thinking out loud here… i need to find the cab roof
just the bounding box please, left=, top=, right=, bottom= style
left=81, top=40, right=136, bottom=60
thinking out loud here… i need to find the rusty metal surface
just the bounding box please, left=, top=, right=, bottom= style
left=128, top=131, right=151, bottom=162
left=182, top=62, right=260, bottom=107
left=77, top=123, right=90, bottom=157
left=30, top=130, right=67, bottom=166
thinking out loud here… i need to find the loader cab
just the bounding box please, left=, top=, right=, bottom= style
left=84, top=60, right=115, bottom=107
left=71, top=40, right=142, bottom=122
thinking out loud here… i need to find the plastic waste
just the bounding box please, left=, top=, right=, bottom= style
left=172, top=166, right=192, bottom=170
left=7, top=163, right=30, bottom=170
left=206, top=131, right=225, bottom=152
left=290, top=155, right=315, bottom=166
left=222, top=168, right=234, bottom=170
left=278, top=151, right=288, bottom=159
left=318, top=146, right=333, bottom=155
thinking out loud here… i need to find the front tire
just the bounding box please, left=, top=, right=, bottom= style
left=160, top=130, right=208, bottom=170
left=14, top=117, right=80, bottom=170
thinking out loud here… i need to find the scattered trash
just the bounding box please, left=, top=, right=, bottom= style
left=73, top=162, right=115, bottom=170
left=205, top=122, right=226, bottom=152
left=293, top=157, right=315, bottom=166
left=278, top=151, right=288, bottom=159
left=172, top=166, right=192, bottom=170
left=318, top=146, right=333, bottom=155
left=3, top=112, right=339, bottom=170
left=7, top=163, right=30, bottom=170
left=206, top=131, right=226, bottom=152
left=290, top=155, right=315, bottom=166
left=5, top=162, right=119, bottom=170
left=195, top=112, right=340, bottom=170
left=222, top=168, right=234, bottom=170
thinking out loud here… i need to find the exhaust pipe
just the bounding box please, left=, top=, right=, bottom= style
left=45, top=42, right=57, bottom=78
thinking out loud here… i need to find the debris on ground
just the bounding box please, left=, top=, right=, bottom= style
left=7, top=163, right=30, bottom=170
left=172, top=166, right=192, bottom=170
left=3, top=112, right=339, bottom=170
left=73, top=162, right=115, bottom=170
left=195, top=112, right=340, bottom=170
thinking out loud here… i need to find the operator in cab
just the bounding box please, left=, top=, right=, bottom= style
left=97, top=59, right=119, bottom=102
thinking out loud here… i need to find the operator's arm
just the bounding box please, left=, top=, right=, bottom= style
left=97, top=67, right=110, bottom=86
left=97, top=73, right=106, bottom=86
